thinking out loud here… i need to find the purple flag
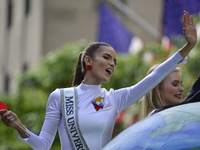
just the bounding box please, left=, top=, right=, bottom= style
left=162, top=0, right=200, bottom=45
left=97, top=3, right=133, bottom=53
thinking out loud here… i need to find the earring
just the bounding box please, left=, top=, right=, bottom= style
left=86, top=65, right=92, bottom=70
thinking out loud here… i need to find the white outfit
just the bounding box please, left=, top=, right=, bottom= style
left=19, top=51, right=184, bottom=150
left=148, top=109, right=158, bottom=116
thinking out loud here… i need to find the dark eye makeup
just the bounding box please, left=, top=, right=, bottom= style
left=103, top=53, right=117, bottom=65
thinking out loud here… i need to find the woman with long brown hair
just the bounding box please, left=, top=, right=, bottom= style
left=0, top=11, right=197, bottom=150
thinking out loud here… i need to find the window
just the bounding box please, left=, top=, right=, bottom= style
left=7, top=0, right=13, bottom=28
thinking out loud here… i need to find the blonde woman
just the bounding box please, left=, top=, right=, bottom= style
left=142, top=65, right=200, bottom=118
left=142, top=65, right=183, bottom=118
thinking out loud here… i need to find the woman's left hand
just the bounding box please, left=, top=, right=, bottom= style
left=182, top=10, right=197, bottom=46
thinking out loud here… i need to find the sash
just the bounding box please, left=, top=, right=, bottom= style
left=61, top=87, right=89, bottom=150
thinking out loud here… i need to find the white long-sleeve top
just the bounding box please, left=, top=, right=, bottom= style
left=19, top=51, right=184, bottom=150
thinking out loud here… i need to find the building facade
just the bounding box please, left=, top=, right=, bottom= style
left=0, top=0, right=162, bottom=94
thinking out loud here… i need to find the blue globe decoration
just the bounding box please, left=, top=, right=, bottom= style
left=103, top=102, right=200, bottom=150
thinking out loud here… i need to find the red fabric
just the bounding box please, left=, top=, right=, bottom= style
left=0, top=101, right=8, bottom=110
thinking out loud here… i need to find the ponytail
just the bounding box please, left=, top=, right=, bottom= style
left=72, top=52, right=84, bottom=86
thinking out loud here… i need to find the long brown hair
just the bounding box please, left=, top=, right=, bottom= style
left=141, top=64, right=181, bottom=118
left=72, top=42, right=111, bottom=86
